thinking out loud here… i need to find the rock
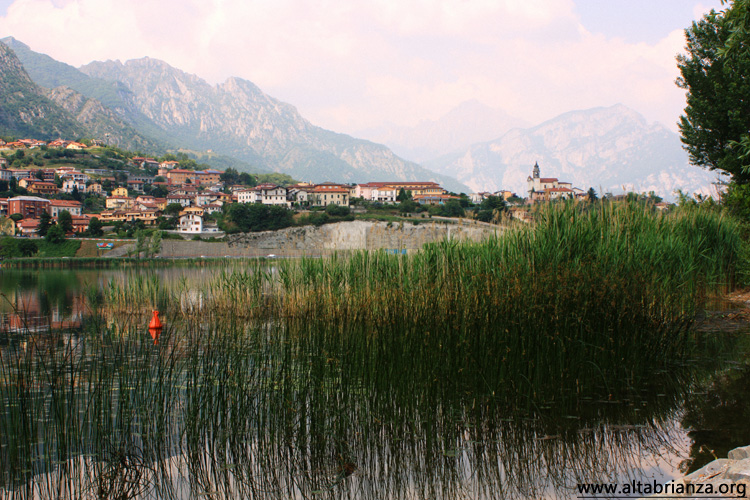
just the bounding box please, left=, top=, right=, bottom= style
left=683, top=459, right=730, bottom=482
left=725, top=458, right=750, bottom=482
left=728, top=445, right=750, bottom=461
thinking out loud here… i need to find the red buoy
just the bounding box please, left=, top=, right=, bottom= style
left=149, top=310, right=163, bottom=330
left=149, top=310, right=163, bottom=344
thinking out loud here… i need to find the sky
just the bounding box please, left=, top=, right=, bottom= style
left=0, top=0, right=726, bottom=135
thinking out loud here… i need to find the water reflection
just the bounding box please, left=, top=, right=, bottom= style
left=0, top=269, right=746, bottom=499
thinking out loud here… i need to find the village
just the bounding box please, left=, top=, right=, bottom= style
left=0, top=138, right=608, bottom=239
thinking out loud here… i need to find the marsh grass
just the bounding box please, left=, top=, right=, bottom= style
left=102, top=202, right=747, bottom=394
left=1, top=202, right=746, bottom=499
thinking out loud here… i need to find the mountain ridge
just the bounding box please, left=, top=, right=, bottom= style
left=425, top=104, right=717, bottom=201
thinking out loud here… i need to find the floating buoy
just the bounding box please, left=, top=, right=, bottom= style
left=148, top=310, right=163, bottom=344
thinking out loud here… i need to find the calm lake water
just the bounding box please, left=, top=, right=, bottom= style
left=0, top=267, right=748, bottom=499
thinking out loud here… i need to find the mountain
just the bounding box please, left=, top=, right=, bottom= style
left=425, top=105, right=718, bottom=200
left=359, top=100, right=530, bottom=163
left=77, top=57, right=468, bottom=191
left=0, top=38, right=165, bottom=151
left=0, top=41, right=86, bottom=140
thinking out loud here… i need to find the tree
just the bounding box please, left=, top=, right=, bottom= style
left=397, top=188, right=412, bottom=202
left=677, top=3, right=750, bottom=182
left=38, top=211, right=53, bottom=236
left=164, top=203, right=184, bottom=217
left=58, top=210, right=74, bottom=234
left=587, top=187, right=598, bottom=202
left=88, top=217, right=103, bottom=237
left=149, top=230, right=163, bottom=257
left=46, top=224, right=66, bottom=244
left=134, top=229, right=147, bottom=258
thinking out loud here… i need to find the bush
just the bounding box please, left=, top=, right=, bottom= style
left=325, top=204, right=351, bottom=217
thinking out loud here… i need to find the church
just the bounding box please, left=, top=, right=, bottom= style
left=526, top=162, right=579, bottom=203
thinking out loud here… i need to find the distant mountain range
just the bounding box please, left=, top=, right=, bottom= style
left=0, top=37, right=716, bottom=199
left=422, top=104, right=718, bottom=201
left=358, top=100, right=529, bottom=163
left=1, top=37, right=467, bottom=192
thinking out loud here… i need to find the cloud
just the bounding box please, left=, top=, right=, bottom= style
left=0, top=0, right=718, bottom=134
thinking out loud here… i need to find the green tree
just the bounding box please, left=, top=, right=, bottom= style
left=58, top=210, right=74, bottom=234
left=87, top=216, right=103, bottom=237
left=164, top=203, right=184, bottom=217
left=18, top=239, right=37, bottom=257
left=587, top=187, right=598, bottom=202
left=677, top=3, right=750, bottom=182
left=149, top=230, right=163, bottom=257
left=38, top=211, right=52, bottom=236
left=397, top=188, right=412, bottom=202
left=45, top=223, right=66, bottom=244
left=134, top=229, right=147, bottom=258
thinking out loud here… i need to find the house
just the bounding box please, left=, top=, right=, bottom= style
left=8, top=196, right=50, bottom=218
left=86, top=183, right=103, bottom=195
left=126, top=179, right=144, bottom=192
left=206, top=201, right=224, bottom=214
left=310, top=183, right=350, bottom=207
left=287, top=184, right=315, bottom=205
left=26, top=181, right=59, bottom=196
left=98, top=209, right=160, bottom=226
left=48, top=139, right=70, bottom=148
left=354, top=181, right=445, bottom=202
left=166, top=169, right=195, bottom=185
left=196, top=191, right=220, bottom=206
left=413, top=194, right=460, bottom=205
left=0, top=157, right=7, bottom=168
left=159, top=160, right=180, bottom=170
left=167, top=194, right=193, bottom=207
left=235, top=189, right=254, bottom=204
left=252, top=183, right=289, bottom=206
left=62, top=178, right=87, bottom=194
left=105, top=196, right=133, bottom=210
left=0, top=167, right=11, bottom=182
left=49, top=200, right=83, bottom=218
left=65, top=142, right=88, bottom=150
left=8, top=169, right=32, bottom=180
left=0, top=198, right=7, bottom=216
left=178, top=207, right=205, bottom=233
left=16, top=218, right=40, bottom=237
left=70, top=215, right=91, bottom=234
left=112, top=187, right=129, bottom=197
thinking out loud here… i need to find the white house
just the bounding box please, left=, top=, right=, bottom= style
left=178, top=207, right=204, bottom=233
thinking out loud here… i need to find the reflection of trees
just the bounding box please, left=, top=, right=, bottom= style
left=680, top=363, right=750, bottom=474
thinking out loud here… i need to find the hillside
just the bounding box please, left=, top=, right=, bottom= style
left=0, top=42, right=86, bottom=140
left=78, top=58, right=468, bottom=191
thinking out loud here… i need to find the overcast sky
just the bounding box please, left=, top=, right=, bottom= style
left=0, top=0, right=725, bottom=135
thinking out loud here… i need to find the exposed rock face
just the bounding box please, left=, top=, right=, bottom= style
left=426, top=104, right=717, bottom=200
left=151, top=220, right=499, bottom=257
left=43, top=86, right=159, bottom=151
left=79, top=57, right=468, bottom=191
left=0, top=42, right=86, bottom=139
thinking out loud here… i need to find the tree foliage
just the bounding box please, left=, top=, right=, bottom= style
left=222, top=203, right=294, bottom=233
left=677, top=2, right=750, bottom=182
left=58, top=210, right=73, bottom=233
left=45, top=223, right=66, bottom=244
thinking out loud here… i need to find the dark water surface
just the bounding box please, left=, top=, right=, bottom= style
left=0, top=268, right=748, bottom=499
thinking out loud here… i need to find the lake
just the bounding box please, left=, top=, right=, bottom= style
left=0, top=266, right=748, bottom=500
